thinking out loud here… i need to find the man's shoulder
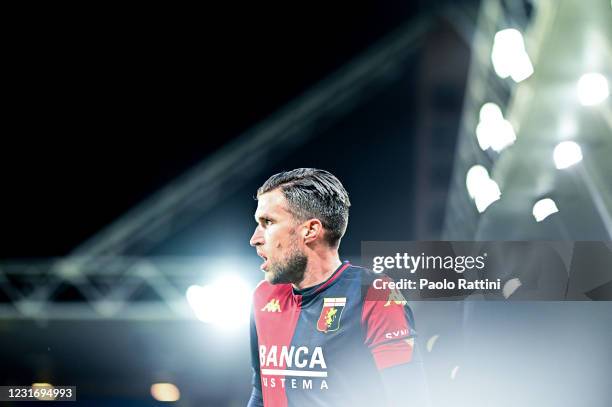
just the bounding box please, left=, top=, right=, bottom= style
left=252, top=280, right=292, bottom=301
left=252, top=281, right=294, bottom=316
left=344, top=263, right=384, bottom=283
left=343, top=264, right=405, bottom=304
left=340, top=264, right=397, bottom=301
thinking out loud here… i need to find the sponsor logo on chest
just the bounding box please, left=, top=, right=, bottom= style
left=259, top=345, right=329, bottom=390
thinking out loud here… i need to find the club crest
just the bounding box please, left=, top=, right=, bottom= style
left=317, top=297, right=346, bottom=333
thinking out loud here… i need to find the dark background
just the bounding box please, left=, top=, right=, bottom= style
left=2, top=0, right=468, bottom=258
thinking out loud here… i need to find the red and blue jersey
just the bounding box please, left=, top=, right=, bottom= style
left=249, top=261, right=416, bottom=407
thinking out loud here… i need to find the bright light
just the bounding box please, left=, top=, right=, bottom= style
left=479, top=103, right=503, bottom=122
left=151, top=383, right=180, bottom=402
left=532, top=198, right=559, bottom=222
left=186, top=275, right=251, bottom=328
left=502, top=278, right=522, bottom=299
left=475, top=122, right=492, bottom=150
left=491, top=29, right=534, bottom=82
left=466, top=165, right=490, bottom=198
left=450, top=366, right=460, bottom=380
left=474, top=179, right=501, bottom=213
left=553, top=141, right=583, bottom=169
left=32, top=383, right=55, bottom=401
left=476, top=119, right=516, bottom=152
left=426, top=335, right=440, bottom=352
left=577, top=73, right=609, bottom=106
left=476, top=103, right=516, bottom=152
left=466, top=165, right=501, bottom=213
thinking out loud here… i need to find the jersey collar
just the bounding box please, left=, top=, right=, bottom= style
left=292, top=261, right=351, bottom=303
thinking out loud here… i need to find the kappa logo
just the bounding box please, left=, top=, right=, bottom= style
left=317, top=297, right=346, bottom=333
left=384, top=288, right=407, bottom=307
left=261, top=298, right=281, bottom=312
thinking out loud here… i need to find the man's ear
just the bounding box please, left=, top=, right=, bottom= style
left=303, top=219, right=323, bottom=244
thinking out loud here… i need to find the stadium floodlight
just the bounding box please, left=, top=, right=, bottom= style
left=553, top=141, right=583, bottom=169
left=491, top=29, right=534, bottom=82
left=151, top=383, right=180, bottom=402
left=32, top=383, right=55, bottom=401
left=502, top=278, right=522, bottom=299
left=532, top=198, right=559, bottom=222
left=466, top=165, right=501, bottom=213
left=476, top=103, right=516, bottom=152
left=577, top=73, right=610, bottom=106
left=476, top=119, right=516, bottom=152
left=186, top=275, right=251, bottom=328
left=466, top=165, right=490, bottom=198
left=186, top=285, right=215, bottom=323
left=479, top=103, right=504, bottom=122
left=475, top=122, right=493, bottom=150
left=473, top=179, right=501, bottom=213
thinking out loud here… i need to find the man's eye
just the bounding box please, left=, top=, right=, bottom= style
left=264, top=219, right=273, bottom=225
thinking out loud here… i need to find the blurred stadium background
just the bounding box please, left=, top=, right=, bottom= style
left=2, top=0, right=611, bottom=405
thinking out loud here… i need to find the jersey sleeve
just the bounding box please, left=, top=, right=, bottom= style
left=361, top=280, right=415, bottom=370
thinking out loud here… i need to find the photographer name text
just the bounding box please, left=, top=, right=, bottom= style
left=372, top=278, right=501, bottom=291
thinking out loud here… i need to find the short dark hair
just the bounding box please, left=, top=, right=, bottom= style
left=257, top=168, right=351, bottom=247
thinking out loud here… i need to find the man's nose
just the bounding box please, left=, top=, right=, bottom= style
left=250, top=227, right=264, bottom=247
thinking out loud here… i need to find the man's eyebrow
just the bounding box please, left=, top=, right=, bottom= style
left=255, top=214, right=275, bottom=222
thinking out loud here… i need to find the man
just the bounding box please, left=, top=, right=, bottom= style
left=247, top=168, right=429, bottom=407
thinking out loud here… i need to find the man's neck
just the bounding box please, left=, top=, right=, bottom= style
left=293, top=253, right=342, bottom=290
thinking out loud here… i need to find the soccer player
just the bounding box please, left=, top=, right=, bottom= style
left=247, top=168, right=429, bottom=407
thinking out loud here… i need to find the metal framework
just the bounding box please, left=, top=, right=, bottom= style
left=0, top=257, right=201, bottom=320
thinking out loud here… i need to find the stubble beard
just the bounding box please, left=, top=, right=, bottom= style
left=266, top=245, right=308, bottom=285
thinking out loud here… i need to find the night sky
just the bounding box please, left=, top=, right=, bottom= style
left=2, top=2, right=441, bottom=258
